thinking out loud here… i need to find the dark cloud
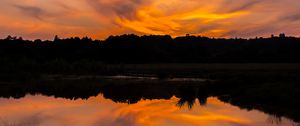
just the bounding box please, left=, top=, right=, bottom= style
left=228, top=0, right=261, bottom=12
left=218, top=0, right=262, bottom=13
left=86, top=0, right=149, bottom=20
left=113, top=4, right=137, bottom=19
left=282, top=13, right=300, bottom=21
left=198, top=24, right=221, bottom=33
left=13, top=5, right=46, bottom=20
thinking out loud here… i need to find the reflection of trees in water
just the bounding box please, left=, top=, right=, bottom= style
left=177, top=96, right=196, bottom=109
left=267, top=116, right=300, bottom=126
left=0, top=79, right=299, bottom=123
left=267, top=115, right=283, bottom=125
left=176, top=86, right=209, bottom=109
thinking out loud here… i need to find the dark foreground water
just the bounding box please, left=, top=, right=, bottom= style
left=0, top=77, right=299, bottom=126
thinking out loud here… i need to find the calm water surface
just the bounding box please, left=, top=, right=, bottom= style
left=0, top=94, right=296, bottom=126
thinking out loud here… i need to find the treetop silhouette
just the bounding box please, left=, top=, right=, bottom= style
left=1, top=33, right=300, bottom=63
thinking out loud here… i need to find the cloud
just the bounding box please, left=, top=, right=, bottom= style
left=114, top=114, right=139, bottom=126
left=1, top=0, right=300, bottom=39
left=281, top=13, right=300, bottom=22
left=86, top=0, right=151, bottom=20
left=224, top=0, right=262, bottom=13
left=13, top=5, right=46, bottom=20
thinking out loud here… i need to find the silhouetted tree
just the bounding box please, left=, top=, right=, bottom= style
left=0, top=33, right=300, bottom=65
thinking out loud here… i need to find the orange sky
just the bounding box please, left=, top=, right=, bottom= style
left=0, top=94, right=296, bottom=126
left=1, top=0, right=300, bottom=40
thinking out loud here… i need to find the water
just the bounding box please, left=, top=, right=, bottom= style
left=0, top=94, right=297, bottom=126
left=0, top=78, right=298, bottom=126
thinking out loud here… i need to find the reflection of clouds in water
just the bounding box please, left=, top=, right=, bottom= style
left=114, top=113, right=139, bottom=126
left=0, top=95, right=296, bottom=126
left=0, top=113, right=44, bottom=126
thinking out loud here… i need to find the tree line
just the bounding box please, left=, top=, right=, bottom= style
left=1, top=33, right=300, bottom=63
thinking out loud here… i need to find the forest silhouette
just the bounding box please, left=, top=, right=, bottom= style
left=1, top=33, right=300, bottom=64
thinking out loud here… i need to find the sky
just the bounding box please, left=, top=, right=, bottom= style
left=1, top=0, right=300, bottom=40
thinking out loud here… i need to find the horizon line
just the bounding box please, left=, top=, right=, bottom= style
left=0, top=33, right=296, bottom=41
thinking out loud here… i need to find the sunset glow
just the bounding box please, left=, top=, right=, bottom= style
left=1, top=0, right=300, bottom=39
left=0, top=95, right=294, bottom=126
